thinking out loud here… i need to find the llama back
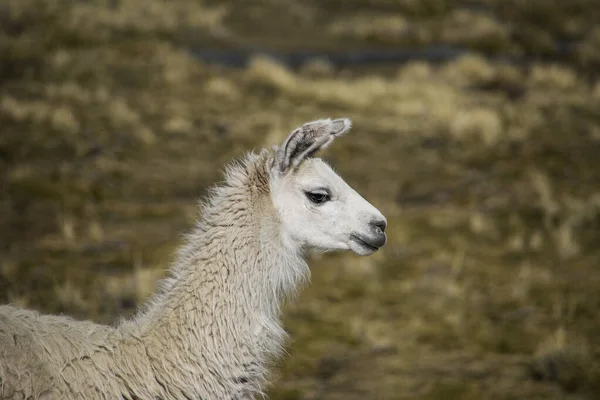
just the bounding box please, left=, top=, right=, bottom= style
left=0, top=305, right=121, bottom=399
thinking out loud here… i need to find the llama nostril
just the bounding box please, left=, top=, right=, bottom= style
left=370, top=219, right=387, bottom=234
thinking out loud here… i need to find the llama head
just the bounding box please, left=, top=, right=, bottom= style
left=270, top=118, right=387, bottom=256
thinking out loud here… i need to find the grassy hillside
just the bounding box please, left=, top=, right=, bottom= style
left=1, top=1, right=600, bottom=399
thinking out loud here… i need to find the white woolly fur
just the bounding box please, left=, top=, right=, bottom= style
left=0, top=118, right=387, bottom=399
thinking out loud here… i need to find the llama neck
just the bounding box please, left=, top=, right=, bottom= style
left=158, top=201, right=306, bottom=324
left=120, top=152, right=309, bottom=397
left=145, top=210, right=304, bottom=343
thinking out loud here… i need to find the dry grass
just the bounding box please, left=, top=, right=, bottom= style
left=205, top=0, right=600, bottom=63
left=2, top=1, right=600, bottom=399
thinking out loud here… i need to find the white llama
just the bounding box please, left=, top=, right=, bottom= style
left=0, top=118, right=387, bottom=399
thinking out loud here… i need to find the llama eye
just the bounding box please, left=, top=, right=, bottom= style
left=305, top=191, right=331, bottom=204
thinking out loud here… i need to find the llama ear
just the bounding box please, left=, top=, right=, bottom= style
left=274, top=118, right=352, bottom=174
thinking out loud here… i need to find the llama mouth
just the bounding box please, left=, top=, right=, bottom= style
left=350, top=234, right=380, bottom=252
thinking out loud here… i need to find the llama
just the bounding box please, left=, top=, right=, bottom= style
left=0, top=118, right=387, bottom=399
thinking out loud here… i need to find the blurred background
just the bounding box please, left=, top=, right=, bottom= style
left=1, top=0, right=600, bottom=398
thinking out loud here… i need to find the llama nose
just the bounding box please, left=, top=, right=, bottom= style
left=370, top=219, right=387, bottom=235
left=369, top=219, right=387, bottom=247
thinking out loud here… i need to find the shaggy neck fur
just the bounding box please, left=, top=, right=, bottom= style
left=117, top=150, right=309, bottom=399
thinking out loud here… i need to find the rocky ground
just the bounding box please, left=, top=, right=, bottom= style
left=2, top=1, right=600, bottom=399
